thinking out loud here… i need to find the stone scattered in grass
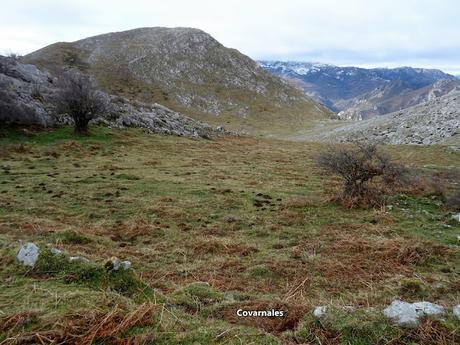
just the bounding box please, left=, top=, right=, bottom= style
left=32, top=248, right=147, bottom=297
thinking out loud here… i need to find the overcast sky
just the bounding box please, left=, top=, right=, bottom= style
left=1, top=0, right=459, bottom=74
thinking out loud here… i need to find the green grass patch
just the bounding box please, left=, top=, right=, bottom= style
left=0, top=126, right=112, bottom=145
left=32, top=248, right=148, bottom=298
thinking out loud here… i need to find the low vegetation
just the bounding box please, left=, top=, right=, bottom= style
left=0, top=127, right=459, bottom=344
left=317, top=143, right=407, bottom=208
left=55, top=70, right=107, bottom=134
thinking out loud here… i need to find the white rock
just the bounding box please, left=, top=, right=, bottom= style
left=105, top=257, right=122, bottom=270
left=313, top=306, right=327, bottom=318
left=383, top=300, right=445, bottom=327
left=453, top=305, right=460, bottom=320
left=121, top=260, right=131, bottom=270
left=69, top=256, right=89, bottom=263
left=384, top=300, right=419, bottom=327
left=412, top=301, right=445, bottom=316
left=452, top=213, right=460, bottom=222
left=50, top=248, right=62, bottom=255
left=17, top=243, right=39, bottom=267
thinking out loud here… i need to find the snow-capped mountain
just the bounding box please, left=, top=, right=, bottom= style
left=258, top=60, right=459, bottom=119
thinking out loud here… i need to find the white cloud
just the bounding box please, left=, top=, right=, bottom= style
left=1, top=0, right=459, bottom=73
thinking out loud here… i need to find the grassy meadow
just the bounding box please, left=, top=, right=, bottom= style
left=0, top=127, right=459, bottom=344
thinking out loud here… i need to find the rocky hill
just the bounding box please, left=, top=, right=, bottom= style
left=306, top=87, right=460, bottom=146
left=0, top=55, right=226, bottom=138
left=259, top=60, right=458, bottom=119
left=337, top=79, right=460, bottom=120
left=23, top=28, right=331, bottom=133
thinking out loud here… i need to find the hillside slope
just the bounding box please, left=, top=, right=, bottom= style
left=0, top=55, right=225, bottom=138
left=306, top=87, right=460, bottom=145
left=259, top=61, right=458, bottom=119
left=337, top=79, right=460, bottom=120
left=24, top=28, right=331, bottom=133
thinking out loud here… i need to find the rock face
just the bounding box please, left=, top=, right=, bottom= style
left=17, top=243, right=40, bottom=267
left=259, top=60, right=458, bottom=119
left=23, top=28, right=331, bottom=131
left=0, top=56, right=57, bottom=127
left=103, top=98, right=221, bottom=138
left=383, top=300, right=445, bottom=327
left=307, top=87, right=460, bottom=146
left=0, top=56, right=228, bottom=138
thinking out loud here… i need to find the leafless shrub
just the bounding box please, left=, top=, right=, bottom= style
left=317, top=143, right=406, bottom=208
left=55, top=70, right=107, bottom=134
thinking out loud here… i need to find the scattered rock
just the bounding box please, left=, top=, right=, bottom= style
left=104, top=257, right=131, bottom=271
left=453, top=305, right=460, bottom=320
left=121, top=260, right=132, bottom=270
left=105, top=257, right=122, bottom=271
left=383, top=299, right=445, bottom=327
left=224, top=292, right=235, bottom=302
left=452, top=213, right=460, bottom=222
left=17, top=242, right=39, bottom=267
left=69, top=256, right=90, bottom=263
left=313, top=306, right=327, bottom=318
left=223, top=215, right=238, bottom=223
left=50, top=247, right=63, bottom=255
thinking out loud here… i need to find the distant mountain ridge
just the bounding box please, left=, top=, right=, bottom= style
left=258, top=60, right=459, bottom=120
left=22, top=28, right=331, bottom=133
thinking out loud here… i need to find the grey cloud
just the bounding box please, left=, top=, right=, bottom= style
left=1, top=0, right=459, bottom=73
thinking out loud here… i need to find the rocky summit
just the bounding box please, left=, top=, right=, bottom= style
left=24, top=28, right=331, bottom=132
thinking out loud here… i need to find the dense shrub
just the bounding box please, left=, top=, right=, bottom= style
left=55, top=70, right=107, bottom=134
left=317, top=143, right=406, bottom=208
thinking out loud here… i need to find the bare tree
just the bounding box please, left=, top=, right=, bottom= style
left=317, top=143, right=405, bottom=208
left=55, top=70, right=106, bottom=134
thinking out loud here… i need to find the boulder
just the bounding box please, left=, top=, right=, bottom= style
left=16, top=242, right=40, bottom=267
left=452, top=213, right=460, bottom=222
left=383, top=299, right=445, bottom=327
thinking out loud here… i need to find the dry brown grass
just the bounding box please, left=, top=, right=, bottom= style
left=186, top=239, right=258, bottom=257
left=213, top=300, right=309, bottom=333
left=96, top=218, right=160, bottom=243
left=392, top=319, right=460, bottom=345
left=1, top=303, right=156, bottom=345
left=315, top=237, right=450, bottom=291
